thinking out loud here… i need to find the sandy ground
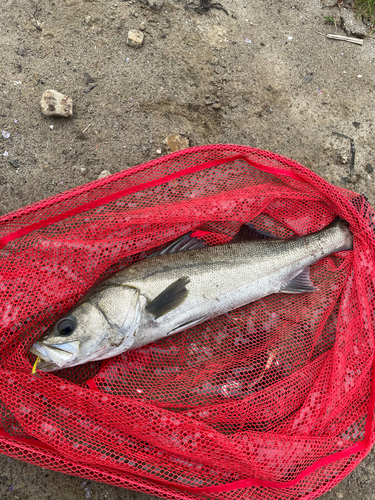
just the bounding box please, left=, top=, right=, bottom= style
left=1, top=0, right=375, bottom=498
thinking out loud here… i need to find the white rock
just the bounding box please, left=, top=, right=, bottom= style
left=127, top=30, right=144, bottom=48
left=40, top=90, right=73, bottom=118
left=98, top=170, right=111, bottom=179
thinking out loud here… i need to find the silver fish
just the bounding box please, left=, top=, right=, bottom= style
left=30, top=219, right=353, bottom=371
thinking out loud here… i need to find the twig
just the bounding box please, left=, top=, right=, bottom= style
left=326, top=34, right=364, bottom=45
left=329, top=55, right=334, bottom=64
left=247, top=350, right=278, bottom=390
left=76, top=84, right=97, bottom=102
left=81, top=122, right=93, bottom=134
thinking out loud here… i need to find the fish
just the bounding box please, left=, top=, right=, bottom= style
left=30, top=218, right=353, bottom=372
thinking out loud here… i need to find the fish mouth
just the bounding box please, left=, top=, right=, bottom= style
left=30, top=341, right=80, bottom=372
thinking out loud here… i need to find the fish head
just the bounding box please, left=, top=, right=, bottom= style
left=30, top=285, right=142, bottom=372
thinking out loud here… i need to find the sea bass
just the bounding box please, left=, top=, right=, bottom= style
left=30, top=219, right=353, bottom=372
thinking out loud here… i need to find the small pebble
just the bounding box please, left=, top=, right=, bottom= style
left=150, top=0, right=164, bottom=10
left=163, top=134, right=189, bottom=153
left=127, top=30, right=144, bottom=48
left=43, top=30, right=55, bottom=38
left=2, top=131, right=10, bottom=139
left=9, top=159, right=19, bottom=168
left=49, top=125, right=54, bottom=130
left=340, top=155, right=349, bottom=164
left=365, top=164, right=373, bottom=174
left=139, top=21, right=146, bottom=31
left=156, top=148, right=161, bottom=154
left=212, top=103, right=221, bottom=110
left=140, top=0, right=164, bottom=10
left=3, top=151, right=9, bottom=156
left=17, top=46, right=27, bottom=57
left=98, top=170, right=111, bottom=179
left=80, top=167, right=87, bottom=174
left=41, top=89, right=73, bottom=118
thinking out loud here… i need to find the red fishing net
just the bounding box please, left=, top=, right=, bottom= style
left=0, top=144, right=374, bottom=500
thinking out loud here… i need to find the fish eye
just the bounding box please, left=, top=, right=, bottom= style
left=56, top=317, right=76, bottom=336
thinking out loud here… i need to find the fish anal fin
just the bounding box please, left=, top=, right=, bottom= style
left=281, top=267, right=318, bottom=294
left=146, top=277, right=190, bottom=319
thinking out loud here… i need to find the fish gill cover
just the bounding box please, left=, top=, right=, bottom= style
left=0, top=144, right=374, bottom=500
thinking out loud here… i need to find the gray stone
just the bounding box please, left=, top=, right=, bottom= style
left=40, top=90, right=73, bottom=118
left=139, top=0, right=164, bottom=11
left=340, top=8, right=369, bottom=37
left=17, top=46, right=26, bottom=57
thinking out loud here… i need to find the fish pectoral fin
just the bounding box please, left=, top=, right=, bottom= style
left=280, top=267, right=318, bottom=294
left=145, top=276, right=190, bottom=319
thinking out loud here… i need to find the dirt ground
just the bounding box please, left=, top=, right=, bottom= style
left=0, top=0, right=375, bottom=498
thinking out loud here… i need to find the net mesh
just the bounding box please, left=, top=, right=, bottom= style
left=0, top=144, right=374, bottom=500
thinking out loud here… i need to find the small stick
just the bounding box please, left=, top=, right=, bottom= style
left=248, top=350, right=278, bottom=390
left=81, top=122, right=93, bottom=134
left=329, top=55, right=334, bottom=64
left=326, top=34, right=364, bottom=45
left=76, top=84, right=97, bottom=102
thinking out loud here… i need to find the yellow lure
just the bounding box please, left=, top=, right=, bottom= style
left=31, top=356, right=41, bottom=375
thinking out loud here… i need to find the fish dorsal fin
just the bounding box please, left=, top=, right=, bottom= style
left=281, top=267, right=318, bottom=294
left=232, top=223, right=278, bottom=242
left=145, top=277, right=190, bottom=319
left=148, top=233, right=207, bottom=258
